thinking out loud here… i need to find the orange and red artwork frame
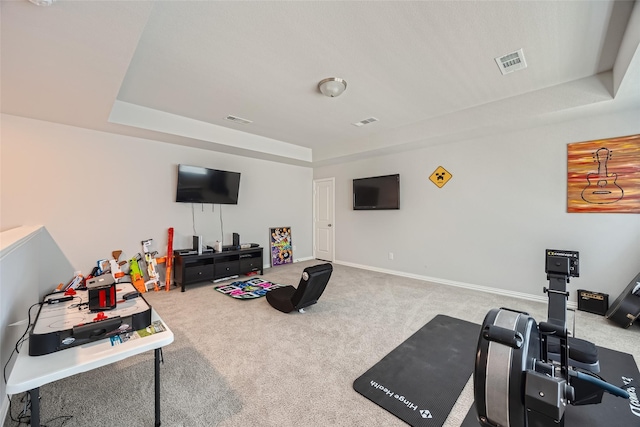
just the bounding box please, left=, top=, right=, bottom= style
left=567, top=134, right=640, bottom=213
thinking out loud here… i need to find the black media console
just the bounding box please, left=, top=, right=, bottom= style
left=173, top=247, right=264, bottom=292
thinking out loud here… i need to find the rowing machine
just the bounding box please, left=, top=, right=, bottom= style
left=473, top=249, right=629, bottom=427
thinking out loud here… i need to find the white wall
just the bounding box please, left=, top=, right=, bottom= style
left=1, top=115, right=314, bottom=273
left=1, top=226, right=75, bottom=419
left=2, top=109, right=638, bottom=305
left=314, top=108, right=640, bottom=303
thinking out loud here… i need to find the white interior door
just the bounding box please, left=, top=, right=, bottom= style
left=313, top=178, right=335, bottom=262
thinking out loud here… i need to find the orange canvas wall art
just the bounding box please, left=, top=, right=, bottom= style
left=567, top=134, right=640, bottom=213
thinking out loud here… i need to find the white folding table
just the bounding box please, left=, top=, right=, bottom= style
left=6, top=309, right=174, bottom=426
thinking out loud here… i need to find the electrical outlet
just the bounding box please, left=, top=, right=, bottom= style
left=388, top=252, right=394, bottom=260
left=293, top=245, right=297, bottom=251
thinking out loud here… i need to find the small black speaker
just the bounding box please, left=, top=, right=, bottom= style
left=193, top=235, right=203, bottom=255
left=233, top=233, right=240, bottom=247
left=577, top=289, right=609, bottom=316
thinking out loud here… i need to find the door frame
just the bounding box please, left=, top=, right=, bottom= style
left=313, top=177, right=335, bottom=262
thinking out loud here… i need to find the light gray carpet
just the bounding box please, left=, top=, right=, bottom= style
left=4, top=261, right=639, bottom=426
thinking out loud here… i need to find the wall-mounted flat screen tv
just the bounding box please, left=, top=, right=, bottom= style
left=176, top=165, right=241, bottom=204
left=353, top=174, right=400, bottom=210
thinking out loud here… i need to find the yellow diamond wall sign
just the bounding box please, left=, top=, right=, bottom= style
left=429, top=166, right=452, bottom=188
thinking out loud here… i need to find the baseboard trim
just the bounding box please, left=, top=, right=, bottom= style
left=334, top=260, right=578, bottom=309
left=262, top=255, right=315, bottom=270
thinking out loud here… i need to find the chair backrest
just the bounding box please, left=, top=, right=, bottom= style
left=291, top=263, right=333, bottom=310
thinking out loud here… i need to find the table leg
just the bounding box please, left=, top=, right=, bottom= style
left=29, top=388, right=40, bottom=427
left=155, top=348, right=161, bottom=426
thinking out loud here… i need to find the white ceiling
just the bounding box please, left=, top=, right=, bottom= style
left=2, top=0, right=639, bottom=166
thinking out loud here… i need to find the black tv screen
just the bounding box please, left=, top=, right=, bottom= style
left=176, top=165, right=241, bottom=204
left=353, top=174, right=400, bottom=210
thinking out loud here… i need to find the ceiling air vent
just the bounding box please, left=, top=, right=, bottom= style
left=225, top=115, right=252, bottom=124
left=352, top=117, right=379, bottom=127
left=495, top=48, right=527, bottom=75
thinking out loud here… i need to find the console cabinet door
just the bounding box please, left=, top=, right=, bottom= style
left=215, top=261, right=240, bottom=278
left=240, top=257, right=261, bottom=273
left=184, top=263, right=214, bottom=283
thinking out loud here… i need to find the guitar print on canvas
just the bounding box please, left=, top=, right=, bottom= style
left=581, top=147, right=624, bottom=204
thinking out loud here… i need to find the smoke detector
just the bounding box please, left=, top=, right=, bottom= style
left=495, top=49, right=527, bottom=75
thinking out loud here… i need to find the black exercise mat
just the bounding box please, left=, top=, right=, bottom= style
left=353, top=315, right=481, bottom=427
left=462, top=346, right=640, bottom=427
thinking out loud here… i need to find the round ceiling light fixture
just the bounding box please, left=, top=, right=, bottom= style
left=318, top=77, right=347, bottom=97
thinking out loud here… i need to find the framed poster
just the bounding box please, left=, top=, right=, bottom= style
left=567, top=134, right=640, bottom=213
left=269, top=227, right=293, bottom=266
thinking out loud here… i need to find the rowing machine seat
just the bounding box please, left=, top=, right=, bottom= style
left=547, top=336, right=599, bottom=373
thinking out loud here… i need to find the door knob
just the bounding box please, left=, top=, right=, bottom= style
left=328, top=224, right=332, bottom=227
